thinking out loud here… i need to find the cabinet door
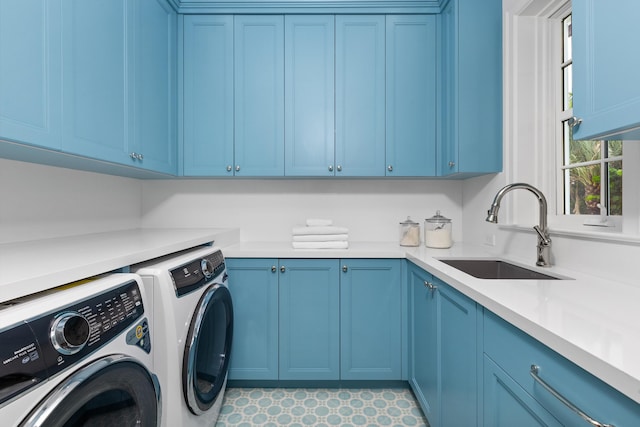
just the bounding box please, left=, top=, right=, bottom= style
left=284, top=15, right=335, bottom=177
left=483, top=356, right=562, bottom=427
left=130, top=0, right=176, bottom=174
left=335, top=15, right=385, bottom=177
left=182, top=15, right=234, bottom=176
left=61, top=0, right=130, bottom=164
left=408, top=263, right=438, bottom=426
left=437, top=278, right=478, bottom=427
left=226, top=258, right=279, bottom=380
left=234, top=15, right=284, bottom=176
left=0, top=0, right=62, bottom=150
left=572, top=0, right=640, bottom=140
left=340, top=259, right=402, bottom=380
left=386, top=15, right=436, bottom=177
left=438, top=0, right=502, bottom=176
left=279, top=259, right=339, bottom=380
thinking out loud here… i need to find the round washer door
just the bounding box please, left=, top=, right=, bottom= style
left=183, top=283, right=233, bottom=415
left=21, top=355, right=160, bottom=427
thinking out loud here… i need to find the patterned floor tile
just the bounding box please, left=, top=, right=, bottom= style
left=215, top=388, right=429, bottom=427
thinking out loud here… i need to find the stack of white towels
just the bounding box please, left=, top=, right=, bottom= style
left=292, top=219, right=349, bottom=249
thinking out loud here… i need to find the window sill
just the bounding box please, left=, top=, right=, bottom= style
left=498, top=224, right=640, bottom=246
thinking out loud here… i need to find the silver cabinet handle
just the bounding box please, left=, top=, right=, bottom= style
left=226, top=165, right=232, bottom=172
left=448, top=161, right=455, bottom=168
left=530, top=365, right=615, bottom=427
left=130, top=152, right=143, bottom=161
left=342, top=265, right=348, bottom=273
left=235, top=165, right=240, bottom=172
left=387, top=165, right=393, bottom=172
left=424, top=281, right=437, bottom=291
left=271, top=265, right=277, bottom=273
left=336, top=165, right=342, bottom=172
left=328, top=165, right=334, bottom=172
left=280, top=265, right=285, bottom=273
left=568, top=116, right=582, bottom=128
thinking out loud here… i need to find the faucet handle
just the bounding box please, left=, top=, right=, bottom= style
left=533, top=225, right=551, bottom=246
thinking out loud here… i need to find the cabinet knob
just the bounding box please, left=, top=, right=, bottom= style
left=137, top=153, right=143, bottom=160
left=226, top=165, right=232, bottom=172
left=280, top=265, right=286, bottom=273
left=448, top=161, right=455, bottom=168
left=568, top=116, right=582, bottom=128
left=235, top=165, right=240, bottom=172
left=336, top=165, right=342, bottom=172
left=424, top=281, right=437, bottom=291
left=129, top=152, right=143, bottom=161
left=342, top=265, right=348, bottom=273
left=328, top=165, right=334, bottom=172
left=271, top=265, right=277, bottom=273
left=387, top=165, right=393, bottom=172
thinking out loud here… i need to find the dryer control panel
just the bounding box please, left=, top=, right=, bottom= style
left=170, top=249, right=226, bottom=297
left=0, top=280, right=145, bottom=406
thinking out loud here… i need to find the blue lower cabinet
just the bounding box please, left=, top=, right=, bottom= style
left=484, top=310, right=640, bottom=427
left=226, top=258, right=279, bottom=380
left=340, top=259, right=402, bottom=380
left=483, top=355, right=562, bottom=427
left=408, top=263, right=438, bottom=424
left=436, top=277, right=478, bottom=427
left=279, top=259, right=340, bottom=380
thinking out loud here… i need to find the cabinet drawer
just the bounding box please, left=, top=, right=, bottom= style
left=484, top=310, right=640, bottom=427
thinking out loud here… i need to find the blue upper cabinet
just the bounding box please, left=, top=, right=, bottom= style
left=572, top=0, right=640, bottom=140
left=0, top=0, right=62, bottom=150
left=234, top=15, right=285, bottom=176
left=130, top=0, right=177, bottom=175
left=438, top=0, right=502, bottom=177
left=182, top=15, right=234, bottom=176
left=284, top=15, right=335, bottom=177
left=386, top=15, right=437, bottom=177
left=61, top=0, right=131, bottom=165
left=336, top=15, right=386, bottom=177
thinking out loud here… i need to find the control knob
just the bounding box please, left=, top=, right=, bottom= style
left=50, top=312, right=91, bottom=355
left=201, top=258, right=214, bottom=279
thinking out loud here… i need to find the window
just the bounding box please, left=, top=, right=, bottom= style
left=558, top=13, right=623, bottom=221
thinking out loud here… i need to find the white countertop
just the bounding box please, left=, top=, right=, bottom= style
left=225, top=240, right=640, bottom=405
left=0, top=228, right=239, bottom=303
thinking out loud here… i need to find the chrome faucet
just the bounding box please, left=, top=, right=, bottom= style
left=486, top=183, right=552, bottom=267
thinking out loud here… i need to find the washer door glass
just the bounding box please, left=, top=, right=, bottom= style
left=183, top=283, right=233, bottom=415
left=21, top=355, right=159, bottom=427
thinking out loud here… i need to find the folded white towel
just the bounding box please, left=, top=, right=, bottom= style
left=292, top=241, right=349, bottom=249
left=292, top=234, right=349, bottom=242
left=306, top=218, right=333, bottom=227
left=292, top=226, right=349, bottom=236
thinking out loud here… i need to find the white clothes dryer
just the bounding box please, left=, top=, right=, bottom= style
left=133, top=246, right=233, bottom=427
left=0, top=273, right=160, bottom=427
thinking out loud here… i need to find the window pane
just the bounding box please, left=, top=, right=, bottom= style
left=563, top=63, right=572, bottom=110
left=565, top=124, right=601, bottom=165
left=563, top=15, right=572, bottom=62
left=607, top=140, right=623, bottom=157
left=608, top=160, right=622, bottom=215
left=566, top=165, right=601, bottom=215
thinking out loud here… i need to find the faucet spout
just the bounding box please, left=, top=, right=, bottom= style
left=486, top=183, right=552, bottom=267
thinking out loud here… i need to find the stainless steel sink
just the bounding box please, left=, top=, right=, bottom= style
left=439, top=259, right=563, bottom=280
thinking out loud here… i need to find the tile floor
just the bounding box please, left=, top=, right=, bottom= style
left=215, top=387, right=429, bottom=427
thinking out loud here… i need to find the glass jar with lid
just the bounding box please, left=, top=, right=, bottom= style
left=424, top=210, right=453, bottom=248
left=399, top=216, right=421, bottom=247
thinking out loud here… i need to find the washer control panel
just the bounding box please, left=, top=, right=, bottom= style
left=170, top=249, right=226, bottom=297
left=0, top=280, right=146, bottom=407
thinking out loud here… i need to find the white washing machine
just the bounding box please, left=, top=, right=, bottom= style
left=0, top=273, right=160, bottom=427
left=133, top=246, right=233, bottom=427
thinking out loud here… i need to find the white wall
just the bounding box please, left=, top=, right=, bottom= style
left=141, top=179, right=463, bottom=243
left=0, top=158, right=142, bottom=243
